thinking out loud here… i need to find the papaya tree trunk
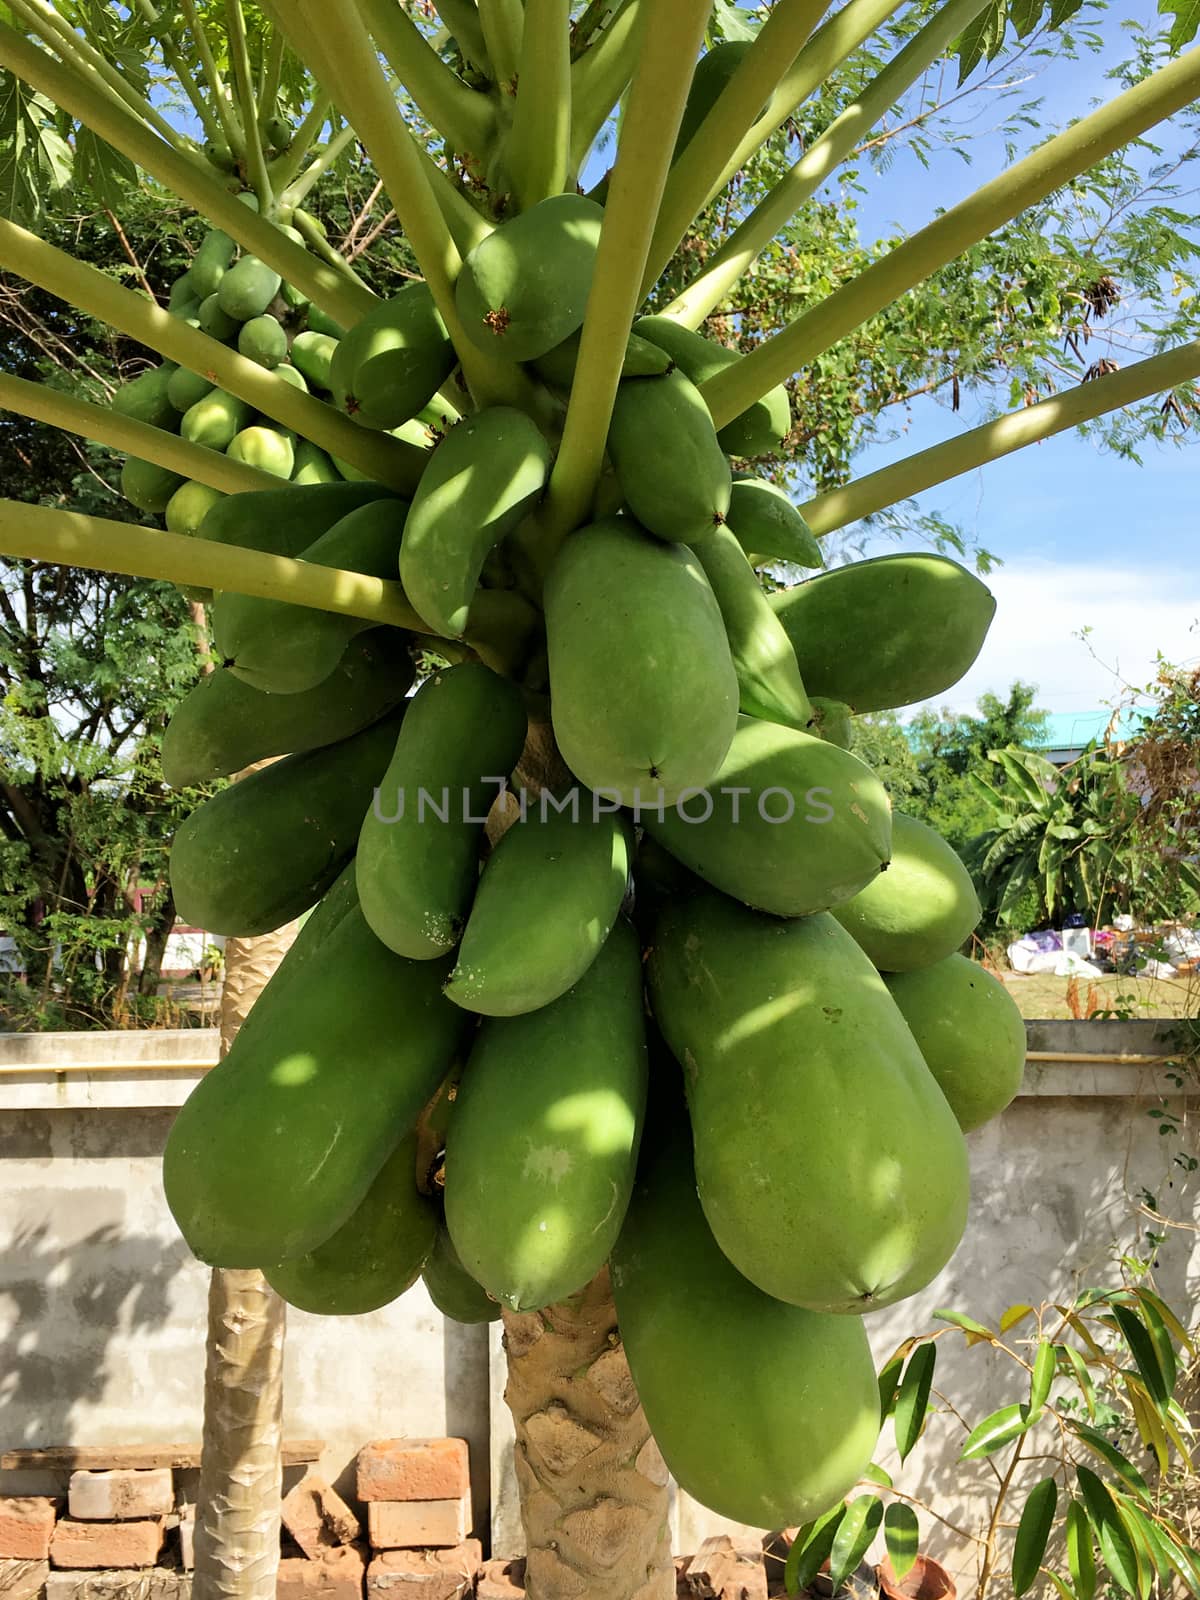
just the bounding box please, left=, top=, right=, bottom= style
left=502, top=1269, right=673, bottom=1600
left=191, top=924, right=295, bottom=1600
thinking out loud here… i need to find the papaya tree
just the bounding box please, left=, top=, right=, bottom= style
left=1, top=5, right=1199, bottom=1600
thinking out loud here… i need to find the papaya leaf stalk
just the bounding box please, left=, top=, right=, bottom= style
left=353, top=0, right=498, bottom=159
left=662, top=0, right=995, bottom=329
left=477, top=0, right=525, bottom=87
left=0, top=217, right=423, bottom=492
left=506, top=0, right=572, bottom=208
left=431, top=0, right=493, bottom=79
left=568, top=0, right=643, bottom=176
left=800, top=338, right=1200, bottom=535
left=225, top=0, right=274, bottom=212
left=701, top=41, right=1200, bottom=430
left=173, top=0, right=241, bottom=151
left=269, top=97, right=336, bottom=197
left=257, top=24, right=285, bottom=119
left=0, top=373, right=279, bottom=498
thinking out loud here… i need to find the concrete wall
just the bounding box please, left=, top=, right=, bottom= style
left=2, top=1022, right=1197, bottom=1592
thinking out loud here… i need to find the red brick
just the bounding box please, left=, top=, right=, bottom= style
left=276, top=1543, right=366, bottom=1600
left=49, top=1519, right=163, bottom=1570
left=68, top=1469, right=173, bottom=1522
left=366, top=1499, right=469, bottom=1551
left=365, top=1542, right=480, bottom=1599
left=356, top=1440, right=470, bottom=1504
left=477, top=1557, right=526, bottom=1598
left=0, top=1500, right=56, bottom=1562
left=282, top=1471, right=361, bottom=1558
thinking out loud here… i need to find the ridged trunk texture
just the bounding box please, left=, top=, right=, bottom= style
left=191, top=923, right=295, bottom=1600
left=502, top=1269, right=673, bottom=1600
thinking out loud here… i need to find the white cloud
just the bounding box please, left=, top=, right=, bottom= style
left=918, top=558, right=1200, bottom=715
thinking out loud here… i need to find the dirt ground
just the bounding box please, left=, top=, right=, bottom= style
left=996, top=969, right=1198, bottom=1020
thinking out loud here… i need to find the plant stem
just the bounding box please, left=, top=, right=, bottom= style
left=411, top=140, right=496, bottom=255
left=355, top=0, right=497, bottom=157
left=663, top=0, right=992, bottom=328
left=536, top=0, right=713, bottom=566
left=226, top=0, right=274, bottom=212
left=136, top=0, right=225, bottom=145
left=0, top=501, right=424, bottom=630
left=477, top=0, right=524, bottom=86
left=977, top=1435, right=1026, bottom=1600
left=0, top=372, right=278, bottom=496
left=643, top=0, right=836, bottom=293
left=0, top=216, right=422, bottom=492
left=270, top=97, right=333, bottom=195
left=571, top=0, right=619, bottom=57
left=506, top=0, right=572, bottom=206
left=258, top=25, right=286, bottom=117
left=433, top=0, right=493, bottom=79
left=702, top=41, right=1200, bottom=430
left=568, top=0, right=642, bottom=176
left=279, top=120, right=356, bottom=208
left=176, top=0, right=242, bottom=152
left=799, top=338, right=1200, bottom=535
left=292, top=208, right=372, bottom=290
left=0, top=20, right=373, bottom=330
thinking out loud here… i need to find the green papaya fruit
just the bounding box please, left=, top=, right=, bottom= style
left=265, top=1134, right=435, bottom=1313
left=333, top=453, right=371, bottom=482
left=280, top=278, right=310, bottom=312
left=113, top=366, right=180, bottom=431
left=165, top=480, right=225, bottom=537
left=213, top=498, right=408, bottom=693
left=163, top=900, right=464, bottom=1266
left=272, top=363, right=309, bottom=395
left=290, top=329, right=338, bottom=390
left=237, top=313, right=287, bottom=369
left=291, top=439, right=339, bottom=484
left=196, top=480, right=396, bottom=560
left=306, top=305, right=346, bottom=339
left=170, top=294, right=203, bottom=325
left=727, top=473, right=823, bottom=567
left=810, top=696, right=853, bottom=749
left=181, top=390, right=255, bottom=451
left=204, top=139, right=237, bottom=173
left=217, top=254, right=282, bottom=321
left=356, top=662, right=528, bottom=960
left=422, top=1227, right=499, bottom=1324
left=831, top=811, right=981, bottom=972
left=170, top=709, right=404, bottom=936
left=611, top=1121, right=881, bottom=1526
left=694, top=520, right=813, bottom=729
left=227, top=425, right=295, bottom=479
left=607, top=369, right=731, bottom=544
left=769, top=553, right=997, bottom=712
left=460, top=587, right=541, bottom=679
left=191, top=228, right=237, bottom=297
left=648, top=891, right=970, bottom=1312
left=198, top=293, right=241, bottom=342
left=235, top=192, right=260, bottom=212
left=168, top=271, right=198, bottom=312
left=121, top=455, right=185, bottom=514
left=329, top=284, right=455, bottom=428
left=161, top=629, right=415, bottom=788
left=399, top=407, right=552, bottom=637
left=530, top=329, right=673, bottom=389
left=444, top=799, right=632, bottom=1016
left=166, top=365, right=215, bottom=413
left=456, top=194, right=604, bottom=362
left=545, top=517, right=739, bottom=807
left=634, top=315, right=790, bottom=459
left=643, top=715, right=891, bottom=917
left=672, top=42, right=754, bottom=158
left=445, top=920, right=646, bottom=1310
left=264, top=114, right=292, bottom=153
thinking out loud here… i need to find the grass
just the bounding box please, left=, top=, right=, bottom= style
left=994, top=969, right=1198, bottom=1021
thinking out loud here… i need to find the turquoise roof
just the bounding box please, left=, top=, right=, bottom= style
left=1036, top=709, right=1148, bottom=753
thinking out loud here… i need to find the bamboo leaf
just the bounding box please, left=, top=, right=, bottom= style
left=1129, top=1289, right=1192, bottom=1358
left=1076, top=1465, right=1140, bottom=1596
left=1067, top=1499, right=1097, bottom=1600
left=862, top=1462, right=894, bottom=1489
left=884, top=1503, right=919, bottom=1583
left=1013, top=1477, right=1058, bottom=1595
left=1110, top=1305, right=1170, bottom=1405
left=877, top=1351, right=907, bottom=1421
left=960, top=1402, right=1032, bottom=1462
left=1070, top=1421, right=1151, bottom=1502
left=1057, top=1308, right=1107, bottom=1360
left=1058, top=1345, right=1097, bottom=1420
left=1112, top=1494, right=1172, bottom=1590
left=1127, top=1290, right=1182, bottom=1388
left=894, top=1343, right=936, bottom=1462
left=1028, top=1340, right=1056, bottom=1417
left=1001, top=1302, right=1035, bottom=1333
left=1123, top=1377, right=1170, bottom=1476
left=829, top=1496, right=883, bottom=1592
left=934, top=1307, right=995, bottom=1345
left=785, top=1504, right=845, bottom=1596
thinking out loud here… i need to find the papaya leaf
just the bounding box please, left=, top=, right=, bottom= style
left=960, top=1402, right=1032, bottom=1462
left=894, top=1344, right=936, bottom=1462
left=934, top=1307, right=995, bottom=1345
left=785, top=1504, right=845, bottom=1596
left=1070, top=1421, right=1151, bottom=1502
left=1110, top=1305, right=1170, bottom=1405
left=828, top=1496, right=883, bottom=1592
left=1159, top=0, right=1200, bottom=50
left=1009, top=0, right=1046, bottom=34
left=1001, top=1302, right=1035, bottom=1333
left=1076, top=1465, right=1140, bottom=1596
left=1067, top=1499, right=1097, bottom=1600
left=1028, top=1340, right=1056, bottom=1417
left=877, top=1352, right=906, bottom=1421
left=956, top=0, right=1006, bottom=83
left=1058, top=1345, right=1097, bottom=1419
left=1013, top=1477, right=1058, bottom=1596
left=73, top=127, right=138, bottom=212
left=884, top=1503, right=919, bottom=1583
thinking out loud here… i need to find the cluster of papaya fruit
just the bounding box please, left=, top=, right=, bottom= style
left=160, top=189, right=1026, bottom=1531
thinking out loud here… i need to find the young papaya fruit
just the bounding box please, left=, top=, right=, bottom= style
left=607, top=369, right=731, bottom=544
left=217, top=254, right=282, bottom=321
left=808, top=696, right=853, bottom=749
left=445, top=919, right=647, bottom=1311
left=648, top=890, right=969, bottom=1313
left=643, top=714, right=891, bottom=917
left=191, top=228, right=237, bottom=297
left=422, top=1227, right=499, bottom=1324
left=163, top=897, right=465, bottom=1267
left=456, top=194, right=604, bottom=362
left=203, top=139, right=237, bottom=174
left=165, top=479, right=225, bottom=537
left=168, top=271, right=197, bottom=313
left=291, top=439, right=339, bottom=484
left=121, top=455, right=185, bottom=515
left=212, top=497, right=409, bottom=693
left=460, top=587, right=541, bottom=681
left=226, top=424, right=295, bottom=479
left=727, top=473, right=823, bottom=567
left=272, top=362, right=309, bottom=395
left=693, top=521, right=813, bottom=730
left=831, top=811, right=981, bottom=972
left=672, top=42, right=755, bottom=158
left=329, top=284, right=455, bottom=428
left=544, top=516, right=738, bottom=807
left=290, top=329, right=338, bottom=390
left=530, top=328, right=672, bottom=389
left=195, top=480, right=397, bottom=560
left=181, top=390, right=254, bottom=451
left=161, top=628, right=415, bottom=788
left=611, top=1118, right=881, bottom=1527
left=356, top=662, right=528, bottom=960
left=166, top=365, right=215, bottom=414
left=634, top=314, right=790, bottom=458
left=306, top=304, right=346, bottom=339
left=264, top=114, right=293, bottom=154
left=198, top=293, right=241, bottom=342
left=399, top=407, right=552, bottom=637
left=170, top=708, right=404, bottom=937
left=237, top=313, right=287, bottom=369
left=113, top=366, right=180, bottom=432
left=769, top=553, right=997, bottom=712
left=444, top=799, right=632, bottom=1016
left=265, top=1134, right=435, bottom=1314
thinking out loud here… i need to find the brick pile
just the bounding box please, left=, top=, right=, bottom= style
left=357, top=1438, right=480, bottom=1598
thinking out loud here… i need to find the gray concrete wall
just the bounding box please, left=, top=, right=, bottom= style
left=1, top=1023, right=1197, bottom=1591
